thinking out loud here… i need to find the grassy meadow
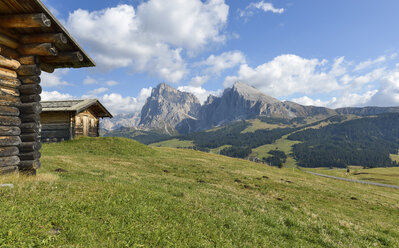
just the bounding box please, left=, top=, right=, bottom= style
left=0, top=137, right=398, bottom=247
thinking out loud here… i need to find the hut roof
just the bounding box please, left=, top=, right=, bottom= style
left=0, top=0, right=95, bottom=69
left=41, top=99, right=113, bottom=118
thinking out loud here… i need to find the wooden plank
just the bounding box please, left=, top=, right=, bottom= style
left=19, top=84, right=42, bottom=95
left=0, top=115, right=20, bottom=126
left=21, top=33, right=67, bottom=44
left=19, top=43, right=57, bottom=57
left=0, top=32, right=18, bottom=49
left=0, top=87, right=19, bottom=97
left=41, top=52, right=83, bottom=63
left=20, top=133, right=39, bottom=142
left=19, top=102, right=42, bottom=115
left=20, top=94, right=41, bottom=103
left=0, top=67, right=17, bottom=78
left=0, top=166, right=18, bottom=174
left=17, top=64, right=41, bottom=76
left=0, top=146, right=19, bottom=157
left=19, top=76, right=40, bottom=84
left=19, top=142, right=42, bottom=153
left=0, top=136, right=21, bottom=146
left=40, top=63, right=54, bottom=73
left=0, top=14, right=51, bottom=28
left=19, top=114, right=40, bottom=123
left=19, top=160, right=41, bottom=170
left=0, top=156, right=19, bottom=167
left=0, top=106, right=19, bottom=116
left=18, top=56, right=40, bottom=65
left=0, top=75, right=20, bottom=88
left=20, top=122, right=40, bottom=134
left=0, top=55, right=20, bottom=69
left=19, top=151, right=41, bottom=161
left=0, top=44, right=19, bottom=59
left=0, top=126, right=20, bottom=136
left=0, top=95, right=21, bottom=107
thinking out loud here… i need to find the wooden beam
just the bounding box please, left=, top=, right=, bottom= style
left=19, top=151, right=41, bottom=161
left=41, top=51, right=83, bottom=63
left=0, top=33, right=18, bottom=49
left=0, top=126, right=20, bottom=136
left=0, top=87, right=19, bottom=97
left=0, top=146, right=19, bottom=157
left=18, top=56, right=40, bottom=65
left=0, top=166, right=18, bottom=174
left=17, top=65, right=41, bottom=76
left=40, top=63, right=54, bottom=73
left=19, top=142, right=42, bottom=153
left=0, top=67, right=17, bottom=78
left=19, top=84, right=42, bottom=95
left=19, top=43, right=58, bottom=56
left=19, top=76, right=40, bottom=85
left=20, top=133, right=39, bottom=143
left=19, top=160, right=41, bottom=170
left=0, top=115, right=20, bottom=126
left=20, top=123, right=40, bottom=134
left=0, top=55, right=20, bottom=70
left=0, top=44, right=19, bottom=59
left=19, top=102, right=42, bottom=115
left=0, top=75, right=20, bottom=88
left=0, top=106, right=19, bottom=116
left=20, top=94, right=41, bottom=103
left=19, top=114, right=40, bottom=123
left=0, top=156, right=20, bottom=167
left=21, top=33, right=67, bottom=44
left=0, top=136, right=21, bottom=146
left=0, top=96, right=20, bottom=107
left=0, top=14, right=51, bottom=28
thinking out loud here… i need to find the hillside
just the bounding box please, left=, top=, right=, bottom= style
left=1, top=137, right=398, bottom=247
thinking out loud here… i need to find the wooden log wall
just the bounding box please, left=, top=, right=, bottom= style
left=0, top=12, right=88, bottom=174
left=17, top=57, right=42, bottom=174
left=0, top=57, right=21, bottom=174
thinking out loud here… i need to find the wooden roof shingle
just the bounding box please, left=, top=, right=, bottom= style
left=41, top=99, right=112, bottom=118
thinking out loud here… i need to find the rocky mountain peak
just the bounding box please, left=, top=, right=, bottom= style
left=230, top=82, right=279, bottom=103
left=139, top=83, right=201, bottom=134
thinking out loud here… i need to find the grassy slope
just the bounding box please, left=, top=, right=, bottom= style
left=150, top=138, right=194, bottom=148
left=0, top=137, right=398, bottom=247
left=308, top=167, right=399, bottom=186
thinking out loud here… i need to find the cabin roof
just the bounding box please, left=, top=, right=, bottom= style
left=41, top=99, right=113, bottom=118
left=0, top=0, right=95, bottom=69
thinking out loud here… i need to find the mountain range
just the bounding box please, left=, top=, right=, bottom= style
left=102, top=82, right=399, bottom=134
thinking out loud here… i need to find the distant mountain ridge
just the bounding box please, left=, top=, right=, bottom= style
left=102, top=82, right=399, bottom=134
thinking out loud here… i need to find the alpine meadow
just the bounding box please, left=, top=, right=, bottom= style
left=1, top=0, right=399, bottom=247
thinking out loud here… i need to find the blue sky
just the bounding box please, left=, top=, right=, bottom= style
left=41, top=0, right=399, bottom=114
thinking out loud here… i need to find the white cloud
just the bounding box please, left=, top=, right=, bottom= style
left=41, top=69, right=71, bottom=88
left=370, top=64, right=399, bottom=106
left=105, top=80, right=118, bottom=86
left=83, top=76, right=98, bottom=85
left=291, top=90, right=378, bottom=108
left=199, top=50, right=246, bottom=74
left=189, top=76, right=209, bottom=87
left=224, top=54, right=342, bottom=97
left=67, top=0, right=229, bottom=82
left=41, top=90, right=75, bottom=101
left=354, top=56, right=386, bottom=72
left=99, top=87, right=152, bottom=114
left=178, top=85, right=222, bottom=103
left=87, top=87, right=109, bottom=96
left=240, top=1, right=284, bottom=17
left=290, top=96, right=331, bottom=107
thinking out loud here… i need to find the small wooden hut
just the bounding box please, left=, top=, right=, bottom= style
left=40, top=99, right=112, bottom=142
left=0, top=0, right=95, bottom=174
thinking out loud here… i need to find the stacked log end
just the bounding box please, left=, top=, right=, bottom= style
left=0, top=56, right=21, bottom=174
left=16, top=59, right=41, bottom=174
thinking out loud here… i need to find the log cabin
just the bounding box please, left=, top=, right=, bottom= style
left=41, top=99, right=112, bottom=142
left=0, top=0, right=95, bottom=174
